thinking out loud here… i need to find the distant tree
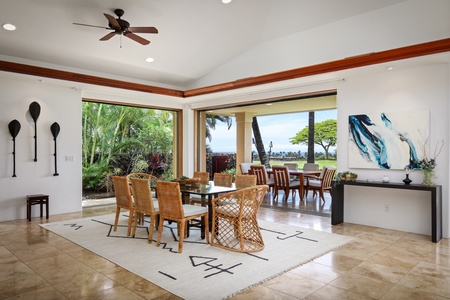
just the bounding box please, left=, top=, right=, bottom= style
left=290, top=119, right=337, bottom=159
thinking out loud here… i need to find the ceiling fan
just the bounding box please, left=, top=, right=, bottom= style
left=73, top=9, right=158, bottom=45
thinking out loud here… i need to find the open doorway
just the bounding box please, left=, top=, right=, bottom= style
left=81, top=100, right=181, bottom=203
left=195, top=92, right=337, bottom=216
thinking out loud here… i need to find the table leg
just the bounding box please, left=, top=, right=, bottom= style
left=299, top=174, right=305, bottom=200
left=46, top=198, right=49, bottom=219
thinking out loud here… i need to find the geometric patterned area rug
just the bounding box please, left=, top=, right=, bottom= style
left=41, top=214, right=353, bottom=300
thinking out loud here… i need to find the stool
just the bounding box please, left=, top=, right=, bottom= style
left=26, top=194, right=49, bottom=221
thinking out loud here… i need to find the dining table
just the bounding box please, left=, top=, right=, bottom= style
left=265, top=168, right=321, bottom=200
left=179, top=181, right=237, bottom=230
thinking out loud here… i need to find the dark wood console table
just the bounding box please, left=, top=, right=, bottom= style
left=331, top=180, right=442, bottom=243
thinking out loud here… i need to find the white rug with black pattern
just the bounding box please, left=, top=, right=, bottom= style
left=41, top=214, right=353, bottom=300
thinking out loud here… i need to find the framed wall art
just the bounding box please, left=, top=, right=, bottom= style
left=348, top=109, right=429, bottom=169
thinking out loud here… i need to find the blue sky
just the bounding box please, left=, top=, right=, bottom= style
left=208, top=109, right=337, bottom=154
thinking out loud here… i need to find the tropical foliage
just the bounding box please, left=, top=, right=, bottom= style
left=206, top=114, right=232, bottom=142
left=82, top=102, right=174, bottom=192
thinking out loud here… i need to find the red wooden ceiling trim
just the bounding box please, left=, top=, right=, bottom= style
left=1, top=38, right=449, bottom=98
left=0, top=61, right=184, bottom=98
left=184, top=38, right=450, bottom=97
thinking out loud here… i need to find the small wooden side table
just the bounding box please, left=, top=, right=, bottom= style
left=26, top=194, right=49, bottom=221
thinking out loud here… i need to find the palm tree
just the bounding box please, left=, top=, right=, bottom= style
left=206, top=114, right=232, bottom=142
left=252, top=117, right=269, bottom=167
left=307, top=111, right=315, bottom=163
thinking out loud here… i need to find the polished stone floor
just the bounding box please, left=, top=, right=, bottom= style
left=1, top=197, right=449, bottom=299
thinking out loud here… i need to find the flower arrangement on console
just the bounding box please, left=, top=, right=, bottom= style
left=414, top=139, right=444, bottom=185
left=416, top=139, right=444, bottom=170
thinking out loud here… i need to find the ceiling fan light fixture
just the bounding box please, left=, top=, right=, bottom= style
left=145, top=57, right=155, bottom=63
left=222, top=0, right=232, bottom=3
left=2, top=23, right=16, bottom=31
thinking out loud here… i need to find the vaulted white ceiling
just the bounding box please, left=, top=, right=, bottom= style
left=1, top=0, right=412, bottom=90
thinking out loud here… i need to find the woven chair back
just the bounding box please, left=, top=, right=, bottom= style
left=211, top=185, right=269, bottom=252
left=130, top=178, right=156, bottom=215
left=156, top=181, right=184, bottom=219
left=213, top=173, right=233, bottom=187
left=193, top=171, right=210, bottom=184
left=234, top=174, right=257, bottom=189
left=112, top=176, right=133, bottom=209
left=249, top=165, right=269, bottom=185
left=126, top=172, right=156, bottom=180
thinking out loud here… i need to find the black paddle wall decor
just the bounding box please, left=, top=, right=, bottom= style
left=29, top=101, right=41, bottom=162
left=8, top=120, right=21, bottom=177
left=50, top=122, right=60, bottom=176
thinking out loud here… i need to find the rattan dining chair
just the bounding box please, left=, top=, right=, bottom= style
left=130, top=177, right=160, bottom=243
left=112, top=176, right=134, bottom=236
left=126, top=172, right=156, bottom=180
left=189, top=171, right=210, bottom=206
left=234, top=174, right=257, bottom=189
left=193, top=171, right=210, bottom=184
left=156, top=181, right=209, bottom=253
left=211, top=185, right=268, bottom=252
left=272, top=166, right=301, bottom=201
left=213, top=173, right=233, bottom=187
left=127, top=172, right=157, bottom=224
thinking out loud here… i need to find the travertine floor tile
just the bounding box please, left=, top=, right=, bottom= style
left=3, top=286, right=68, bottom=300
left=349, top=261, right=408, bottom=284
left=289, top=261, right=345, bottom=283
left=330, top=272, right=394, bottom=299
left=0, top=273, right=50, bottom=299
left=228, top=284, right=298, bottom=300
left=262, top=272, right=325, bottom=298
left=305, top=284, right=374, bottom=300
left=380, top=285, right=448, bottom=300
left=313, top=252, right=364, bottom=271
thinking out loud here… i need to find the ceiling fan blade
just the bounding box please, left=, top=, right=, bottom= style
left=100, top=32, right=116, bottom=41
left=104, top=13, right=120, bottom=29
left=73, top=23, right=109, bottom=29
left=128, top=27, right=158, bottom=34
left=125, top=32, right=150, bottom=45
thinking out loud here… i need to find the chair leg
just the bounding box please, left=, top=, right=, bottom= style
left=156, top=217, right=164, bottom=247
left=319, top=189, right=325, bottom=201
left=131, top=212, right=139, bottom=238
left=127, top=209, right=134, bottom=236
left=204, top=215, right=210, bottom=244
left=113, top=207, right=121, bottom=231
left=178, top=221, right=185, bottom=253
left=148, top=215, right=155, bottom=244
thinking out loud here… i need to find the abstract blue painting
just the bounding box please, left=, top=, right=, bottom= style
left=348, top=110, right=429, bottom=169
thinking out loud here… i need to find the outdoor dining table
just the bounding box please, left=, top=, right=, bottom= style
left=266, top=169, right=321, bottom=200
left=179, top=181, right=236, bottom=230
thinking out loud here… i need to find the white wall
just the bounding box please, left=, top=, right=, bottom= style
left=336, top=64, right=449, bottom=236
left=191, top=0, right=450, bottom=89
left=0, top=78, right=82, bottom=221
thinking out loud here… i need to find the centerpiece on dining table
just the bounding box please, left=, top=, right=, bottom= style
left=171, top=176, right=201, bottom=187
